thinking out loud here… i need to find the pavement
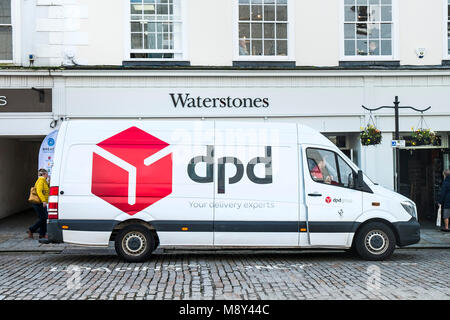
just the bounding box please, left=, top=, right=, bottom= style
left=0, top=210, right=449, bottom=253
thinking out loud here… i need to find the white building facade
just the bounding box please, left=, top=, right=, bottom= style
left=1, top=0, right=450, bottom=223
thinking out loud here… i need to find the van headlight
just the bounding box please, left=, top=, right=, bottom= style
left=401, top=201, right=417, bottom=220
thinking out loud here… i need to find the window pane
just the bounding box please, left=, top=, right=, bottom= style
left=345, top=0, right=355, bottom=4
left=356, top=23, right=367, bottom=39
left=338, top=156, right=355, bottom=188
left=239, top=39, right=250, bottom=55
left=381, top=39, right=391, bottom=55
left=344, top=23, right=355, bottom=39
left=251, top=39, right=263, bottom=55
left=239, top=5, right=250, bottom=20
left=276, top=39, right=287, bottom=55
left=264, top=5, right=275, bottom=21
left=0, top=0, right=11, bottom=24
left=357, top=40, right=368, bottom=55
left=251, top=5, right=263, bottom=20
left=368, top=5, right=380, bottom=21
left=381, top=5, right=392, bottom=21
left=357, top=6, right=368, bottom=21
left=144, top=33, right=156, bottom=49
left=276, top=5, right=287, bottom=21
left=345, top=6, right=356, bottom=22
left=144, top=3, right=156, bottom=15
left=368, top=23, right=379, bottom=38
left=131, top=33, right=143, bottom=49
left=306, top=149, right=339, bottom=185
left=239, top=22, right=250, bottom=38
left=131, top=3, right=141, bottom=16
left=264, top=39, right=275, bottom=55
left=251, top=23, right=262, bottom=38
left=368, top=40, right=379, bottom=55
left=369, top=0, right=379, bottom=4
left=131, top=22, right=142, bottom=33
left=345, top=40, right=355, bottom=55
left=264, top=23, right=275, bottom=38
left=357, top=0, right=367, bottom=4
left=380, top=0, right=391, bottom=4
left=380, top=23, right=391, bottom=38
left=276, top=23, right=287, bottom=38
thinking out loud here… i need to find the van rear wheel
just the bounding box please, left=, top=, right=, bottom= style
left=115, top=225, right=155, bottom=262
left=354, top=222, right=396, bottom=261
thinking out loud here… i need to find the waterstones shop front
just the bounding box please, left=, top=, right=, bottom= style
left=1, top=69, right=450, bottom=225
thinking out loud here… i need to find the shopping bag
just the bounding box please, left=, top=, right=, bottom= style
left=436, top=206, right=442, bottom=227
left=28, top=187, right=41, bottom=204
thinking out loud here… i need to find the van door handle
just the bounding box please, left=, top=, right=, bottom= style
left=308, top=193, right=322, bottom=197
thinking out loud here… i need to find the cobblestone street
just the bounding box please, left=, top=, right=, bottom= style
left=0, top=248, right=448, bottom=300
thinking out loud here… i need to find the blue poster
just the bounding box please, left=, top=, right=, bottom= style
left=38, top=130, right=58, bottom=176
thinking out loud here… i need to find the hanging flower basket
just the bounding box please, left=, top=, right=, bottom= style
left=360, top=125, right=382, bottom=146
left=410, top=128, right=436, bottom=146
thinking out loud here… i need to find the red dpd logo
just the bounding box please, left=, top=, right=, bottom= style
left=91, top=127, right=172, bottom=215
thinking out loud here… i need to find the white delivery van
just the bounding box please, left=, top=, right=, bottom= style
left=43, top=119, right=420, bottom=261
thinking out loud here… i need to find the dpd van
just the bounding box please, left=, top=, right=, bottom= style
left=43, top=120, right=420, bottom=261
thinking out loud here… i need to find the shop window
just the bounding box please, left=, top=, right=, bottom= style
left=343, top=0, right=394, bottom=58
left=129, top=0, right=183, bottom=59
left=237, top=0, right=289, bottom=58
left=0, top=0, right=12, bottom=61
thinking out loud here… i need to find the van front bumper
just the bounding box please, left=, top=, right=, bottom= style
left=45, top=220, right=64, bottom=244
left=393, top=218, right=421, bottom=247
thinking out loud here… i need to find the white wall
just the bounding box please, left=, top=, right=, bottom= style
left=0, top=139, right=41, bottom=220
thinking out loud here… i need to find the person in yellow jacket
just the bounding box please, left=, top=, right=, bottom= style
left=27, top=169, right=50, bottom=239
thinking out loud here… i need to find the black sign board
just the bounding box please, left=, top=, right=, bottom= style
left=0, top=89, right=52, bottom=113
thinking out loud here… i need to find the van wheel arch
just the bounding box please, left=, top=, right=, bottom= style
left=109, top=219, right=160, bottom=248
left=352, top=218, right=399, bottom=249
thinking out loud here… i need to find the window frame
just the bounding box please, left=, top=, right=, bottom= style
left=306, top=147, right=358, bottom=190
left=0, top=0, right=20, bottom=64
left=123, top=0, right=188, bottom=61
left=339, top=0, right=399, bottom=61
left=233, top=0, right=295, bottom=61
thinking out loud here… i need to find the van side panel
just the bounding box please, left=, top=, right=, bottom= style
left=57, top=120, right=215, bottom=246
left=213, top=122, right=300, bottom=246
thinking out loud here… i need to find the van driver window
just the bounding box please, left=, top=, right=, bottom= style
left=306, top=149, right=339, bottom=185
left=306, top=148, right=356, bottom=189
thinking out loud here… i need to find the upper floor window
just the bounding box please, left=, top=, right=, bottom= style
left=343, top=0, right=393, bottom=58
left=237, top=0, right=289, bottom=58
left=0, top=0, right=12, bottom=61
left=447, top=0, right=450, bottom=56
left=129, top=0, right=182, bottom=59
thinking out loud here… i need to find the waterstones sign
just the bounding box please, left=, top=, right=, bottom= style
left=169, top=93, right=270, bottom=109
left=65, top=87, right=364, bottom=118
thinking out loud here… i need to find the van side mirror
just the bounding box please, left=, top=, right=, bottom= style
left=356, top=170, right=364, bottom=189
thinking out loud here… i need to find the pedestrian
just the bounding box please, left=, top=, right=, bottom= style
left=438, top=169, right=450, bottom=232
left=27, top=168, right=50, bottom=239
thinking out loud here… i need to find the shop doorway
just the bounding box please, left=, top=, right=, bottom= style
left=0, top=137, right=43, bottom=222
left=398, top=148, right=444, bottom=227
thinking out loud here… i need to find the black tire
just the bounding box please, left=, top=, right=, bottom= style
left=354, top=222, right=396, bottom=261
left=114, top=225, right=155, bottom=262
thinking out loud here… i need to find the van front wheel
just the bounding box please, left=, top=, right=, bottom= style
left=354, top=222, right=396, bottom=261
left=115, top=225, right=155, bottom=262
